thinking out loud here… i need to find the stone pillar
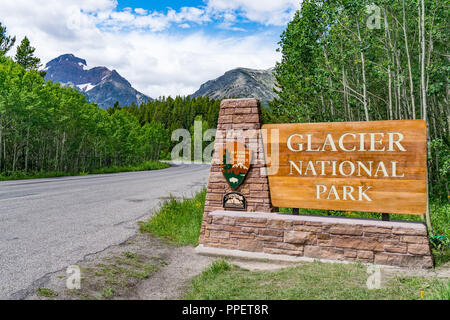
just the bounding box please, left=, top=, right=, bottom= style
left=199, top=99, right=274, bottom=244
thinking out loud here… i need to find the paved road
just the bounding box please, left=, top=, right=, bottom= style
left=0, top=164, right=210, bottom=299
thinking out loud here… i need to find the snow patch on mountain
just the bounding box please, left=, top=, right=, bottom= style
left=43, top=54, right=152, bottom=109
left=77, top=83, right=96, bottom=92
left=78, top=62, right=89, bottom=71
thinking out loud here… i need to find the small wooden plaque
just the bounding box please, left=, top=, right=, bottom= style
left=223, top=192, right=247, bottom=211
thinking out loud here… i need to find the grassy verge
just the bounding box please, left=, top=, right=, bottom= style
left=140, top=189, right=206, bottom=246
left=186, top=260, right=449, bottom=300
left=0, top=160, right=170, bottom=181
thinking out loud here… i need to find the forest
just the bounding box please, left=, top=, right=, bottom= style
left=271, top=0, right=449, bottom=201
left=0, top=54, right=169, bottom=176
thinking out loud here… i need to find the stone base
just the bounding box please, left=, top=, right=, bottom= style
left=198, top=211, right=434, bottom=269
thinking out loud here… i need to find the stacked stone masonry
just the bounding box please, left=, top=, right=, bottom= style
left=203, top=99, right=274, bottom=215
left=199, top=211, right=433, bottom=268
left=200, top=99, right=275, bottom=244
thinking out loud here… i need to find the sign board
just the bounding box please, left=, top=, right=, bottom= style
left=219, top=141, right=252, bottom=190
left=262, top=120, right=427, bottom=215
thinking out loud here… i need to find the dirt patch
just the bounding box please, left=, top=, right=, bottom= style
left=379, top=260, right=450, bottom=282
left=26, top=232, right=214, bottom=300
left=131, top=246, right=214, bottom=300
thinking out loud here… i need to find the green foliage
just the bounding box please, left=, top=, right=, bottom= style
left=429, top=202, right=450, bottom=265
left=0, top=54, right=170, bottom=176
left=14, top=36, right=41, bottom=71
left=140, top=189, right=206, bottom=246
left=430, top=235, right=449, bottom=251
left=0, top=161, right=169, bottom=181
left=430, top=202, right=450, bottom=240
left=0, top=22, right=15, bottom=56
left=207, top=259, right=232, bottom=274
left=425, top=280, right=450, bottom=300
left=109, top=96, right=221, bottom=159
left=88, top=160, right=169, bottom=174
left=429, top=139, right=450, bottom=200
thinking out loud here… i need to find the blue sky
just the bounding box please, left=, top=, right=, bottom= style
left=112, top=0, right=287, bottom=37
left=114, top=0, right=285, bottom=34
left=117, top=0, right=203, bottom=12
left=0, top=0, right=301, bottom=97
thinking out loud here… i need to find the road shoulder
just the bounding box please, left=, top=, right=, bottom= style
left=27, top=232, right=214, bottom=300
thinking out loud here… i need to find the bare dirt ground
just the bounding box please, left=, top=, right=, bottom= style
left=27, top=228, right=449, bottom=300
left=26, top=232, right=214, bottom=300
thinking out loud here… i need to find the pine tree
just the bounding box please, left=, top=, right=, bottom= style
left=0, top=22, right=16, bottom=56
left=14, top=36, right=41, bottom=71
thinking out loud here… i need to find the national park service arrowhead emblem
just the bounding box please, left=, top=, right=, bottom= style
left=219, top=141, right=252, bottom=190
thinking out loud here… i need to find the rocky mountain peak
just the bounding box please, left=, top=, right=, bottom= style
left=191, top=67, right=277, bottom=103
left=43, top=54, right=151, bottom=109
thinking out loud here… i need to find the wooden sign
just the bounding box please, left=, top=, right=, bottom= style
left=262, top=120, right=427, bottom=215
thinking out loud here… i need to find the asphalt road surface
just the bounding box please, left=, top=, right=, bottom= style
left=0, top=163, right=210, bottom=299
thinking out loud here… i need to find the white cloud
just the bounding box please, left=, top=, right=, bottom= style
left=134, top=8, right=148, bottom=16
left=179, top=23, right=191, bottom=29
left=206, top=0, right=302, bottom=26
left=0, top=0, right=291, bottom=97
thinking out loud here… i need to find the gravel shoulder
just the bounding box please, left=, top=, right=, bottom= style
left=26, top=231, right=214, bottom=300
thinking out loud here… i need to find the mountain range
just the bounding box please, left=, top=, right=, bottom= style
left=191, top=67, right=278, bottom=103
left=43, top=54, right=277, bottom=109
left=43, top=54, right=151, bottom=109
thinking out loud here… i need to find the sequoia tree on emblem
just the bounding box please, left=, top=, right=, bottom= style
left=219, top=142, right=252, bottom=190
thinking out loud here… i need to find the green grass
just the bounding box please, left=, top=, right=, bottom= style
left=101, top=287, right=115, bottom=299
left=0, top=160, right=170, bottom=181
left=429, top=203, right=450, bottom=266
left=425, top=280, right=450, bottom=300
left=186, top=260, right=449, bottom=300
left=37, top=288, right=59, bottom=298
left=140, top=189, right=206, bottom=246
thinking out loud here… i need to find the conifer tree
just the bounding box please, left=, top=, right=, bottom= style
left=14, top=36, right=41, bottom=71
left=0, top=22, right=16, bottom=56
